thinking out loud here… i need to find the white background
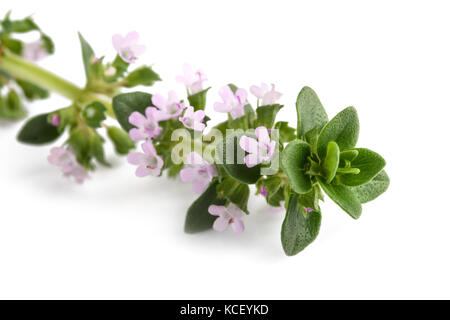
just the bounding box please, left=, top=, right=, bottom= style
left=1, top=0, right=449, bottom=299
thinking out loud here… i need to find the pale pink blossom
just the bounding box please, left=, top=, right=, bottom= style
left=208, top=203, right=245, bottom=233
left=128, top=107, right=164, bottom=141
left=179, top=107, right=206, bottom=132
left=250, top=83, right=282, bottom=106
left=180, top=152, right=217, bottom=194
left=50, top=114, right=60, bottom=127
left=214, top=86, right=248, bottom=120
left=239, top=126, right=277, bottom=168
left=23, top=40, right=48, bottom=62
left=48, top=147, right=87, bottom=184
left=152, top=91, right=186, bottom=120
left=260, top=186, right=268, bottom=197
left=176, top=63, right=207, bottom=95
left=127, top=140, right=163, bottom=177
left=112, top=31, right=146, bottom=63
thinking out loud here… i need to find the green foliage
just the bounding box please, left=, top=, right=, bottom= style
left=0, top=89, right=27, bottom=120
left=281, top=194, right=322, bottom=256
left=217, top=177, right=250, bottom=214
left=274, top=121, right=296, bottom=144
left=67, top=128, right=108, bottom=168
left=82, top=101, right=107, bottom=128
left=106, top=126, right=135, bottom=155
left=16, top=80, right=49, bottom=100
left=339, top=148, right=386, bottom=187
left=280, top=140, right=312, bottom=194
left=112, top=92, right=153, bottom=132
left=318, top=177, right=362, bottom=219
left=256, top=176, right=287, bottom=207
left=256, top=104, right=283, bottom=129
left=78, top=32, right=95, bottom=79
left=184, top=181, right=227, bottom=234
left=123, top=66, right=161, bottom=88
left=17, top=113, right=62, bottom=144
left=351, top=170, right=390, bottom=204
left=216, top=131, right=261, bottom=184
left=321, top=141, right=340, bottom=184
left=317, top=106, right=359, bottom=158
left=296, top=86, right=328, bottom=138
left=187, top=87, right=211, bottom=111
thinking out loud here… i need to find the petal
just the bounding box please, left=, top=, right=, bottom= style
left=244, top=154, right=259, bottom=168
left=112, top=34, right=124, bottom=51
left=129, top=128, right=146, bottom=141
left=214, top=102, right=232, bottom=113
left=128, top=111, right=146, bottom=127
left=250, top=85, right=264, bottom=99
left=235, top=88, right=248, bottom=104
left=127, top=152, right=146, bottom=165
left=193, top=121, right=205, bottom=132
left=239, top=136, right=258, bottom=153
left=135, top=165, right=151, bottom=177
left=192, top=179, right=209, bottom=194
left=141, top=140, right=156, bottom=156
left=151, top=94, right=166, bottom=109
left=231, top=219, right=245, bottom=233
left=208, top=205, right=226, bottom=217
left=229, top=106, right=244, bottom=119
left=125, top=31, right=139, bottom=44
left=255, top=126, right=270, bottom=144
left=131, top=44, right=146, bottom=56
left=180, top=167, right=195, bottom=182
left=227, top=203, right=243, bottom=219
left=194, top=110, right=205, bottom=121
left=218, top=86, right=233, bottom=101
left=213, top=217, right=230, bottom=232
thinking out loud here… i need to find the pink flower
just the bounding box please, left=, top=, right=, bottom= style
left=152, top=91, right=185, bottom=120
left=47, top=147, right=87, bottom=184
left=214, top=86, right=248, bottom=120
left=127, top=140, right=163, bottom=177
left=176, top=63, right=207, bottom=95
left=128, top=107, right=164, bottom=141
left=23, top=40, right=48, bottom=62
left=179, top=107, right=206, bottom=132
left=112, top=31, right=146, bottom=63
left=260, top=186, right=268, bottom=197
left=250, top=83, right=282, bottom=106
left=180, top=152, right=217, bottom=194
left=304, top=207, right=313, bottom=213
left=208, top=203, right=245, bottom=233
left=239, top=127, right=277, bottom=168
left=50, top=114, right=60, bottom=127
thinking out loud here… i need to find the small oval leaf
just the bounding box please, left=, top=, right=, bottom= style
left=322, top=141, right=340, bottom=184
left=280, top=140, right=312, bottom=194
left=17, top=113, right=62, bottom=145
left=340, top=148, right=386, bottom=187
left=318, top=177, right=362, bottom=219
left=112, top=92, right=153, bottom=132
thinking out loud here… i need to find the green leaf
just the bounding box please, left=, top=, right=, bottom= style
left=0, top=91, right=27, bottom=120
left=321, top=141, right=340, bottom=184
left=123, top=66, right=161, bottom=88
left=16, top=79, right=49, bottom=100
left=318, top=177, right=362, bottom=219
left=340, top=149, right=359, bottom=162
left=296, top=86, right=328, bottom=138
left=339, top=148, right=386, bottom=187
left=256, top=104, right=283, bottom=129
left=187, top=87, right=211, bottom=111
left=185, top=181, right=227, bottom=234
left=281, top=194, right=322, bottom=256
left=78, top=32, right=95, bottom=79
left=82, top=101, right=107, bottom=128
left=106, top=126, right=135, bottom=155
left=274, top=121, right=296, bottom=144
left=17, top=113, right=62, bottom=144
left=112, top=92, right=153, bottom=132
left=89, top=133, right=109, bottom=166
left=10, top=17, right=38, bottom=33
left=257, top=176, right=286, bottom=207
left=351, top=170, right=390, bottom=204
left=216, top=132, right=261, bottom=185
left=298, top=184, right=322, bottom=212
left=110, top=54, right=129, bottom=80
left=40, top=33, right=54, bottom=54
left=217, top=177, right=250, bottom=214
left=280, top=140, right=312, bottom=194
left=3, top=38, right=23, bottom=55
left=317, top=106, right=359, bottom=159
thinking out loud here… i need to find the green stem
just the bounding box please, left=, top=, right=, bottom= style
left=0, top=51, right=114, bottom=116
